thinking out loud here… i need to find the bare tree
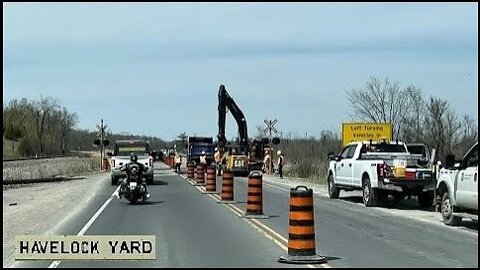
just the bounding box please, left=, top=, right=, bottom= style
left=422, top=97, right=477, bottom=162
left=30, top=96, right=59, bottom=155
left=345, top=76, right=413, bottom=138
left=55, top=107, right=78, bottom=154
left=255, top=125, right=266, bottom=139
left=399, top=86, right=427, bottom=143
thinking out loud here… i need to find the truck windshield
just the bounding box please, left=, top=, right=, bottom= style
left=406, top=145, right=426, bottom=156
left=115, top=143, right=150, bottom=156
left=191, top=144, right=216, bottom=156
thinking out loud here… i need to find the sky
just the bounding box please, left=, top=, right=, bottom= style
left=3, top=3, right=478, bottom=141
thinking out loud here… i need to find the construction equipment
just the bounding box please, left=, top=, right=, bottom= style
left=217, top=85, right=250, bottom=176
left=216, top=85, right=279, bottom=175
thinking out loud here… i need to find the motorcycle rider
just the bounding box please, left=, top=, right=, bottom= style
left=119, top=152, right=150, bottom=200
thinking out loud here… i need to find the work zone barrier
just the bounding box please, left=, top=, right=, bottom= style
left=202, top=166, right=219, bottom=194
left=102, top=157, right=110, bottom=172
left=217, top=169, right=237, bottom=204
left=187, top=162, right=195, bottom=179
left=195, top=165, right=205, bottom=186
left=241, top=172, right=269, bottom=219
left=278, top=186, right=326, bottom=264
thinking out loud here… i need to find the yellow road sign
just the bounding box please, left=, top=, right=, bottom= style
left=342, top=122, right=392, bottom=146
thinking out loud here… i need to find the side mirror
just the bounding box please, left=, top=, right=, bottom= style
left=327, top=151, right=335, bottom=160
left=445, top=154, right=456, bottom=169
left=106, top=152, right=113, bottom=157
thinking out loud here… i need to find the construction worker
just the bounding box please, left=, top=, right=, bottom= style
left=263, top=150, right=271, bottom=174
left=214, top=147, right=223, bottom=176
left=277, top=150, right=285, bottom=179
left=174, top=152, right=182, bottom=173
left=199, top=150, right=207, bottom=169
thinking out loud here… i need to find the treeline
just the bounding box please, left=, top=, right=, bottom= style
left=262, top=76, right=477, bottom=181
left=70, top=129, right=169, bottom=153
left=3, top=96, right=169, bottom=159
left=3, top=97, right=78, bottom=158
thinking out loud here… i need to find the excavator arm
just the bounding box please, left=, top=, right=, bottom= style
left=217, top=85, right=249, bottom=154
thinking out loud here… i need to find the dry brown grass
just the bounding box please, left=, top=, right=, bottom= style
left=2, top=157, right=100, bottom=181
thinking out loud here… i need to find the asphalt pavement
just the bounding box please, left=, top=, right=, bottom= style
left=12, top=162, right=478, bottom=268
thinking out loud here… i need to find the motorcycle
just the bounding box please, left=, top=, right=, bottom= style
left=118, top=163, right=150, bottom=204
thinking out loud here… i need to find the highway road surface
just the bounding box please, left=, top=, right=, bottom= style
left=13, top=162, right=478, bottom=268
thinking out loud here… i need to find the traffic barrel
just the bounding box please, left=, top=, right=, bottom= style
left=217, top=169, right=237, bottom=204
left=203, top=166, right=220, bottom=194
left=187, top=162, right=195, bottom=179
left=195, top=165, right=206, bottom=186
left=102, top=158, right=110, bottom=172
left=242, top=172, right=269, bottom=219
left=278, top=186, right=326, bottom=264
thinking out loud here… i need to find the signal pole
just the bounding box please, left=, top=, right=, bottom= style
left=96, top=119, right=108, bottom=171
left=264, top=119, right=278, bottom=174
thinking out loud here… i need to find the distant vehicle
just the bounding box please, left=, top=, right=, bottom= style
left=435, top=142, right=478, bottom=226
left=327, top=139, right=437, bottom=207
left=186, top=136, right=215, bottom=166
left=108, top=140, right=154, bottom=185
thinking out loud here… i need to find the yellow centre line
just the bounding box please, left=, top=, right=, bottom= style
left=183, top=174, right=332, bottom=268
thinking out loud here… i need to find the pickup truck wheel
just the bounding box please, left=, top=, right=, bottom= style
left=418, top=191, right=434, bottom=208
left=392, top=192, right=405, bottom=203
left=377, top=190, right=389, bottom=205
left=328, top=175, right=340, bottom=199
left=441, top=192, right=462, bottom=226
left=362, top=177, right=378, bottom=207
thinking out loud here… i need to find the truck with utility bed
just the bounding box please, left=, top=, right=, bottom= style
left=327, top=140, right=437, bottom=207
left=435, top=142, right=478, bottom=226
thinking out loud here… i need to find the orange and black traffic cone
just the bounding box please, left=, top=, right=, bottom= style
left=217, top=169, right=237, bottom=204
left=278, top=186, right=327, bottom=264
left=241, top=172, right=269, bottom=219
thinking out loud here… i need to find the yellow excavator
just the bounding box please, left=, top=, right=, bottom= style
left=216, top=85, right=280, bottom=176
left=217, top=85, right=250, bottom=176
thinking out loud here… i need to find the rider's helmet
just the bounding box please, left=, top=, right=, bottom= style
left=130, top=152, right=138, bottom=163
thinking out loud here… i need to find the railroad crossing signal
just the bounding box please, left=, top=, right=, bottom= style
left=94, top=119, right=109, bottom=171
left=264, top=119, right=278, bottom=134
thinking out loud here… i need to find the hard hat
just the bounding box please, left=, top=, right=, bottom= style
left=277, top=150, right=281, bottom=155
left=201, top=151, right=206, bottom=155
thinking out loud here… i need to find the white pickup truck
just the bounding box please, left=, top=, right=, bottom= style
left=327, top=140, right=437, bottom=207
left=108, top=140, right=154, bottom=185
left=435, top=142, right=478, bottom=226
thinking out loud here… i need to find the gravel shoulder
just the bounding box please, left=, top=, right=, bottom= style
left=2, top=172, right=109, bottom=268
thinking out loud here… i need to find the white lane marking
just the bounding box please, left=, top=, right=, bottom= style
left=190, top=174, right=331, bottom=268
left=48, top=185, right=121, bottom=268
